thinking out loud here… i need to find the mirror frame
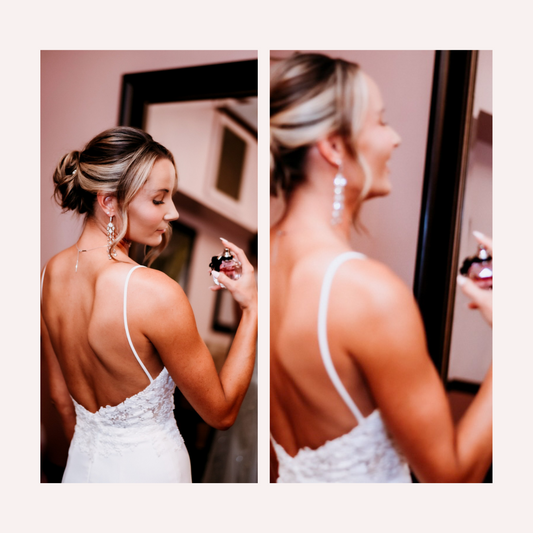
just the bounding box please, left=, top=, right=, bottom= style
left=413, top=50, right=479, bottom=380
left=119, top=59, right=257, bottom=128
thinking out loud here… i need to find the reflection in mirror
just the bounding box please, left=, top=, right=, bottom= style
left=447, top=51, right=492, bottom=387
left=121, top=61, right=258, bottom=482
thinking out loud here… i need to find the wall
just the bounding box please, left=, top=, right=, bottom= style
left=270, top=50, right=435, bottom=287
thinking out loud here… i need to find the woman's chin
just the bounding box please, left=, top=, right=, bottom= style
left=128, top=235, right=163, bottom=247
left=148, top=235, right=164, bottom=247
left=367, top=183, right=391, bottom=200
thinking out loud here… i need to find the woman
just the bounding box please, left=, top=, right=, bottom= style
left=270, top=53, right=492, bottom=483
left=41, top=127, right=257, bottom=483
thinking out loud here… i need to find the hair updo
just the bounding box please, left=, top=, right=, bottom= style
left=53, top=126, right=176, bottom=265
left=270, top=53, right=369, bottom=200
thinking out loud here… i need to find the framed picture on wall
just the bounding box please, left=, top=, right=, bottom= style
left=204, top=107, right=257, bottom=223
left=211, top=288, right=240, bottom=334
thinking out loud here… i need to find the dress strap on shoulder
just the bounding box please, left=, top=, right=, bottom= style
left=123, top=265, right=153, bottom=384
left=318, top=252, right=366, bottom=424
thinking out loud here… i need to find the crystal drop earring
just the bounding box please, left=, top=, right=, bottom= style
left=331, top=163, right=347, bottom=226
left=107, top=214, right=117, bottom=259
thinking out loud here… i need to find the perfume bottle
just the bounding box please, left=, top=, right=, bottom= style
left=209, top=248, right=242, bottom=288
left=460, top=244, right=493, bottom=290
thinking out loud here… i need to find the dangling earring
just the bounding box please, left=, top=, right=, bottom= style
left=331, top=163, right=347, bottom=226
left=107, top=214, right=117, bottom=259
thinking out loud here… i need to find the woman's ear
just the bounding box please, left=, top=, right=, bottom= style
left=96, top=192, right=117, bottom=217
left=316, top=135, right=345, bottom=167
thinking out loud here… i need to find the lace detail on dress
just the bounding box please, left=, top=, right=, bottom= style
left=71, top=368, right=184, bottom=458
left=272, top=410, right=411, bottom=483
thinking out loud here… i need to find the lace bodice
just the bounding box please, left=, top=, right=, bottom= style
left=272, top=410, right=410, bottom=483
left=71, top=368, right=184, bottom=457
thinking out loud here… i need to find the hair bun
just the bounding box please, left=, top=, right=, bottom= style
left=53, top=150, right=89, bottom=213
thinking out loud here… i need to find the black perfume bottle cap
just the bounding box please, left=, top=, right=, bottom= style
left=209, top=248, right=235, bottom=271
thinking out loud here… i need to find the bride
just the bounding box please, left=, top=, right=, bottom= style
left=41, top=127, right=257, bottom=483
left=270, top=53, right=492, bottom=483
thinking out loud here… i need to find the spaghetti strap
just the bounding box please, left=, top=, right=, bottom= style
left=317, top=251, right=366, bottom=424
left=123, top=265, right=152, bottom=383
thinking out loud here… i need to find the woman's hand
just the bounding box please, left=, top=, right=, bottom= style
left=457, top=231, right=493, bottom=327
left=210, top=238, right=257, bottom=311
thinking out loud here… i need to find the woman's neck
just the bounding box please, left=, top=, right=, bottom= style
left=277, top=183, right=355, bottom=243
left=77, top=216, right=130, bottom=258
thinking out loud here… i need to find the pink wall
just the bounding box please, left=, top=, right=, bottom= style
left=271, top=50, right=435, bottom=286
left=41, top=50, right=257, bottom=267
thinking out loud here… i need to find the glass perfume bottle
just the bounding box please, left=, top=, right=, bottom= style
left=460, top=244, right=493, bottom=290
left=209, top=248, right=242, bottom=288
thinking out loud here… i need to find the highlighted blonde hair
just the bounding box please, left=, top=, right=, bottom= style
left=270, top=53, right=371, bottom=215
left=53, top=127, right=176, bottom=266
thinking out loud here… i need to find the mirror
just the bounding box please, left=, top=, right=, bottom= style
left=447, top=52, right=492, bottom=387
left=119, top=59, right=258, bottom=482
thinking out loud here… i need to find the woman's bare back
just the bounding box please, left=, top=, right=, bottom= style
left=41, top=246, right=164, bottom=413
left=270, top=229, right=378, bottom=456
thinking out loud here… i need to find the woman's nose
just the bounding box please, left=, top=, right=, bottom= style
left=165, top=201, right=179, bottom=221
left=391, top=126, right=401, bottom=147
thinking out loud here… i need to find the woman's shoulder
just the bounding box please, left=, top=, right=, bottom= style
left=42, top=246, right=77, bottom=277
left=334, top=255, right=427, bottom=358
left=331, top=254, right=420, bottom=325
left=111, top=263, right=187, bottom=307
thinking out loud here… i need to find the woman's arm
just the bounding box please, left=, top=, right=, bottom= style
left=136, top=241, right=257, bottom=430
left=41, top=313, right=76, bottom=441
left=339, top=262, right=492, bottom=482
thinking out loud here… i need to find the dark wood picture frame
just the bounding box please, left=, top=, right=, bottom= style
left=413, top=51, right=479, bottom=380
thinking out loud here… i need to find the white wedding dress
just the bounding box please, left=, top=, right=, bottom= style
left=271, top=252, right=412, bottom=483
left=43, top=265, right=192, bottom=483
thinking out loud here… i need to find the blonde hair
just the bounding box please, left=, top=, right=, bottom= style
left=270, top=53, right=371, bottom=214
left=53, top=127, right=176, bottom=266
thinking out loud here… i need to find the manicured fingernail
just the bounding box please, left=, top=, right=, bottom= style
left=473, top=230, right=485, bottom=239
left=220, top=237, right=228, bottom=242
left=456, top=275, right=466, bottom=286
left=211, top=271, right=219, bottom=279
